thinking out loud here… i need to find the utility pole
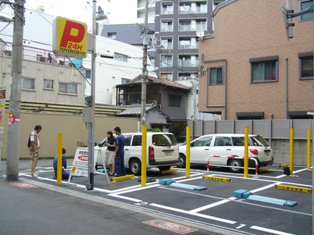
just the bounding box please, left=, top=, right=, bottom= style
left=86, top=0, right=97, bottom=190
left=140, top=0, right=149, bottom=126
left=6, top=0, right=25, bottom=181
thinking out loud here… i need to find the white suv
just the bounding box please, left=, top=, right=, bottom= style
left=178, top=134, right=273, bottom=172
left=95, top=132, right=179, bottom=175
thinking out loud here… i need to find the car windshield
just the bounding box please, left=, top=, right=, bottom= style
left=153, top=134, right=176, bottom=146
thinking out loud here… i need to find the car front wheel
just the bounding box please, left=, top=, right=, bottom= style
left=129, top=158, right=141, bottom=175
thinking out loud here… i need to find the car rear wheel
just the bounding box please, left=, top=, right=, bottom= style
left=129, top=158, right=141, bottom=175
left=228, top=159, right=243, bottom=173
left=177, top=154, right=186, bottom=168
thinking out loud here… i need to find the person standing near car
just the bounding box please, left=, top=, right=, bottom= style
left=29, top=125, right=42, bottom=177
left=106, top=131, right=116, bottom=176
left=114, top=127, right=126, bottom=176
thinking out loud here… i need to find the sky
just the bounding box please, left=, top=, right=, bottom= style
left=25, top=0, right=136, bottom=24
left=25, top=0, right=110, bottom=24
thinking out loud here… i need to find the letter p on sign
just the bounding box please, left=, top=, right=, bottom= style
left=53, top=17, right=87, bottom=58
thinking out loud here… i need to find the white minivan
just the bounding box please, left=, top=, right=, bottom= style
left=178, top=134, right=273, bottom=172
left=96, top=132, right=179, bottom=175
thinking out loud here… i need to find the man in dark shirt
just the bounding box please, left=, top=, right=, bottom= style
left=53, top=148, right=69, bottom=180
left=114, top=127, right=126, bottom=176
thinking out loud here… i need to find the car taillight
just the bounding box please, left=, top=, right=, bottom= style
left=149, top=146, right=155, bottom=159
left=249, top=149, right=258, bottom=155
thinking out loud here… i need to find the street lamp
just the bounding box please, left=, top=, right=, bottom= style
left=86, top=1, right=107, bottom=191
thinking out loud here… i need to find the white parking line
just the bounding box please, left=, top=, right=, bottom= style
left=150, top=203, right=237, bottom=225
left=250, top=183, right=278, bottom=194
left=189, top=199, right=233, bottom=213
left=250, top=225, right=295, bottom=235
left=276, top=167, right=309, bottom=179
left=108, top=194, right=142, bottom=203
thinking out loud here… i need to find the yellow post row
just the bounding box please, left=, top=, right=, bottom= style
left=186, top=126, right=191, bottom=178
left=57, top=133, right=63, bottom=185
left=244, top=127, right=249, bottom=178
left=141, top=125, right=147, bottom=187
left=289, top=128, right=294, bottom=176
left=307, top=128, right=311, bottom=171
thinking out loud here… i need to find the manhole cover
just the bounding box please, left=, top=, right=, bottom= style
left=144, top=219, right=198, bottom=234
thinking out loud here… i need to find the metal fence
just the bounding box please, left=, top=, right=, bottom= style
left=191, top=119, right=313, bottom=140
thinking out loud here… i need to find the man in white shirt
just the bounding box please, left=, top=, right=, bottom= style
left=29, top=125, right=42, bottom=177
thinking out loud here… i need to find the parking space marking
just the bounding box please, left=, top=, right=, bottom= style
left=160, top=185, right=312, bottom=217
left=275, top=167, right=309, bottom=179
left=189, top=198, right=234, bottom=213
left=250, top=225, right=295, bottom=235
left=108, top=194, right=142, bottom=203
left=150, top=203, right=237, bottom=225
left=250, top=183, right=278, bottom=193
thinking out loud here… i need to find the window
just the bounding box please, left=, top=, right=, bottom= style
left=161, top=2, right=173, bottom=14
left=152, top=134, right=175, bottom=146
left=178, top=72, right=198, bottom=80
left=160, top=72, right=173, bottom=81
left=124, top=135, right=131, bottom=146
left=168, top=95, right=181, bottom=107
left=132, top=135, right=142, bottom=146
left=191, top=136, right=212, bottom=147
left=208, top=67, right=223, bottom=85
left=59, top=83, right=77, bottom=94
left=114, top=52, right=128, bottom=62
left=160, top=55, right=173, bottom=67
left=300, top=54, right=313, bottom=79
left=232, top=137, right=244, bottom=146
left=250, top=57, right=278, bottom=82
left=214, top=137, right=232, bottom=146
left=107, top=32, right=117, bottom=40
left=179, top=20, right=192, bottom=31
left=43, top=79, right=54, bottom=90
left=196, top=19, right=207, bottom=31
left=22, top=78, right=35, bottom=90
left=301, top=0, right=313, bottom=21
left=161, top=19, right=173, bottom=32
left=178, top=55, right=199, bottom=67
left=179, top=37, right=198, bottom=49
left=121, top=78, right=131, bottom=84
left=160, top=37, right=173, bottom=49
left=86, top=70, right=91, bottom=79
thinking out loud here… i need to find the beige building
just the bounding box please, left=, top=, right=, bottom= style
left=0, top=42, right=85, bottom=105
left=198, top=0, right=314, bottom=120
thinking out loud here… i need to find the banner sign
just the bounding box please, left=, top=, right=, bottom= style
left=53, top=16, right=87, bottom=58
left=70, top=148, right=89, bottom=177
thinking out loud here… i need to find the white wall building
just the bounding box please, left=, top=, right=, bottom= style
left=84, top=36, right=155, bottom=105
left=0, top=8, right=154, bottom=105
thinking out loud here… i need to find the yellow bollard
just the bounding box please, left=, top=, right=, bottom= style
left=186, top=126, right=191, bottom=178
left=141, top=125, right=147, bottom=187
left=307, top=128, right=311, bottom=171
left=244, top=127, right=249, bottom=178
left=289, top=128, right=294, bottom=176
left=57, top=133, right=63, bottom=185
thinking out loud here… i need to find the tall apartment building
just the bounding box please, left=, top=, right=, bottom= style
left=198, top=0, right=314, bottom=120
left=154, top=0, right=224, bottom=81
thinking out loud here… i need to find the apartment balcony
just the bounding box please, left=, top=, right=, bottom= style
left=178, top=60, right=199, bottom=67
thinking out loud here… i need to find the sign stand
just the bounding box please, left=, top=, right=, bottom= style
left=68, top=147, right=110, bottom=185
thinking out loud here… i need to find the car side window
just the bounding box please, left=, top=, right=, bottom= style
left=124, top=135, right=131, bottom=146
left=214, top=137, right=232, bottom=146
left=132, top=135, right=142, bottom=146
left=191, top=136, right=212, bottom=147
left=232, top=137, right=244, bottom=146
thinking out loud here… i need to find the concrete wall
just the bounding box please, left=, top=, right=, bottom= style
left=271, top=139, right=309, bottom=166
left=1, top=112, right=138, bottom=159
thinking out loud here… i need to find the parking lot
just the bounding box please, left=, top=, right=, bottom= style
left=20, top=162, right=312, bottom=235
